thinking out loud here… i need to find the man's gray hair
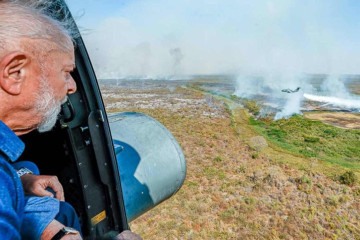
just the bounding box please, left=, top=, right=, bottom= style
left=0, top=0, right=76, bottom=55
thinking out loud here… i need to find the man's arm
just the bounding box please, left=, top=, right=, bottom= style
left=40, top=221, right=142, bottom=240
left=41, top=220, right=81, bottom=240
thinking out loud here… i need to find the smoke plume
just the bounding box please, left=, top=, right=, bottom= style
left=69, top=0, right=360, bottom=78
left=67, top=0, right=360, bottom=118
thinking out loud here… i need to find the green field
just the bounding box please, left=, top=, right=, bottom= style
left=250, top=115, right=360, bottom=170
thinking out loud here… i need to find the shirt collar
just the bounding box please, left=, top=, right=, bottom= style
left=0, top=121, right=25, bottom=162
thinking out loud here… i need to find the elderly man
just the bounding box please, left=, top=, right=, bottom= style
left=0, top=1, right=80, bottom=239
left=0, top=2, right=140, bottom=240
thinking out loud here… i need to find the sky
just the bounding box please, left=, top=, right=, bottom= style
left=66, top=0, right=360, bottom=78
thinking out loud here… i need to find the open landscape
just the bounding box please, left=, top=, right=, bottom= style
left=100, top=77, right=360, bottom=239
left=67, top=1, right=360, bottom=238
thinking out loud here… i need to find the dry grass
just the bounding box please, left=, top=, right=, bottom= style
left=304, top=112, right=360, bottom=129
left=101, top=81, right=360, bottom=239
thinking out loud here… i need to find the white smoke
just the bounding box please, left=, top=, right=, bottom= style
left=320, top=75, right=350, bottom=98
left=169, top=48, right=184, bottom=77
left=274, top=91, right=303, bottom=119
left=68, top=0, right=360, bottom=78
left=234, top=73, right=360, bottom=119
left=303, top=74, right=360, bottom=111
left=234, top=76, right=264, bottom=98
left=234, top=72, right=312, bottom=119
left=303, top=94, right=360, bottom=110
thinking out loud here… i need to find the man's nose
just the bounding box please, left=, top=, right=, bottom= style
left=67, top=76, right=77, bottom=94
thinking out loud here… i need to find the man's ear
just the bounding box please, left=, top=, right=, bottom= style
left=0, top=52, right=30, bottom=95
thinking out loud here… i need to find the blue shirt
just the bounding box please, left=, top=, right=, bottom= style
left=11, top=161, right=60, bottom=240
left=0, top=121, right=60, bottom=240
left=0, top=121, right=25, bottom=240
left=22, top=196, right=59, bottom=240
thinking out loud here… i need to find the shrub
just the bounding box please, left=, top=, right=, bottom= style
left=296, top=175, right=312, bottom=185
left=339, top=171, right=357, bottom=186
left=244, top=197, right=255, bottom=205
left=303, top=135, right=320, bottom=143
left=243, top=99, right=261, bottom=116
left=214, top=156, right=223, bottom=162
left=230, top=94, right=241, bottom=102
left=267, top=129, right=287, bottom=140
left=323, top=129, right=338, bottom=137
left=299, top=148, right=317, bottom=158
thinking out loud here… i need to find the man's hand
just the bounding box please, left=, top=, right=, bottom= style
left=20, top=174, right=65, bottom=201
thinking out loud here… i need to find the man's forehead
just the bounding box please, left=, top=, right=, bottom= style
left=50, top=48, right=75, bottom=66
left=21, top=38, right=73, bottom=53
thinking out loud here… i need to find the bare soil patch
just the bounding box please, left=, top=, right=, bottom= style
left=304, top=112, right=360, bottom=129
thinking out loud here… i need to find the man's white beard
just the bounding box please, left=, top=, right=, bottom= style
left=35, top=77, right=66, bottom=133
